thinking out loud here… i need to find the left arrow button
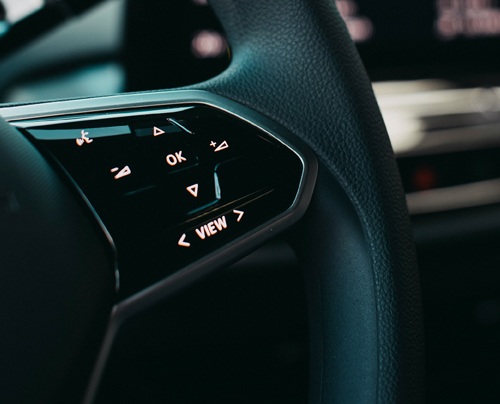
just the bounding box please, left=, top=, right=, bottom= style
left=178, top=233, right=190, bottom=247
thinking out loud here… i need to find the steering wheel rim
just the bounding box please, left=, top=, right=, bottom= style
left=0, top=0, right=424, bottom=403
left=196, top=0, right=424, bottom=402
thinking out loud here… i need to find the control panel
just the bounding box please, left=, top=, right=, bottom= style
left=20, top=104, right=307, bottom=298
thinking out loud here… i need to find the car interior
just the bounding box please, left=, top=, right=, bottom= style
left=2, top=0, right=500, bottom=403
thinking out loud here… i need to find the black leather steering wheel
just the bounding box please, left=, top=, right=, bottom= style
left=0, top=0, right=424, bottom=403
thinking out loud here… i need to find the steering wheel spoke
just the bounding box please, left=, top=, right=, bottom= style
left=1, top=90, right=317, bottom=402
left=3, top=91, right=317, bottom=301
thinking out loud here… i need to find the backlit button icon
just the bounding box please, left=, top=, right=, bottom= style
left=76, top=130, right=93, bottom=146
left=186, top=184, right=199, bottom=197
left=195, top=215, right=228, bottom=240
left=210, top=140, right=229, bottom=152
left=233, top=209, right=244, bottom=222
left=178, top=233, right=190, bottom=247
left=154, top=126, right=165, bottom=136
left=166, top=151, right=187, bottom=166
left=111, top=165, right=131, bottom=180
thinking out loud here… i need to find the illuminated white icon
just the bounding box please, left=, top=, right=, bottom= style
left=166, top=151, right=187, bottom=166
left=153, top=126, right=165, bottom=136
left=111, top=165, right=131, bottom=180
left=233, top=209, right=244, bottom=222
left=195, top=216, right=228, bottom=240
left=214, top=141, right=229, bottom=152
left=210, top=141, right=217, bottom=147
left=76, top=130, right=93, bottom=146
left=186, top=184, right=199, bottom=197
left=178, top=233, right=190, bottom=247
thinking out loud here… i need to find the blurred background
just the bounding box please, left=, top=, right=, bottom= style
left=3, top=1, right=500, bottom=403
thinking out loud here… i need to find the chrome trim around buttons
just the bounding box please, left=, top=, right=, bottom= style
left=8, top=105, right=196, bottom=127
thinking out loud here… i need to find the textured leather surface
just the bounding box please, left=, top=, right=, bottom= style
left=0, top=120, right=115, bottom=403
left=196, top=1, right=425, bottom=403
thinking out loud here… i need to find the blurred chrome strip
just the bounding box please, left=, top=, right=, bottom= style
left=372, top=81, right=500, bottom=157
left=395, top=123, right=500, bottom=158
left=406, top=178, right=500, bottom=215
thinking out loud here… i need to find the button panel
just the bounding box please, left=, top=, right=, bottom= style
left=24, top=105, right=305, bottom=298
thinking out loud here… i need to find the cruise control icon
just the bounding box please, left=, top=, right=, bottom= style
left=210, top=140, right=229, bottom=152
left=110, top=165, right=131, bottom=180
left=76, top=130, right=93, bottom=146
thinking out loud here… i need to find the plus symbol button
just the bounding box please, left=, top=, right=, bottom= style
left=210, top=141, right=217, bottom=148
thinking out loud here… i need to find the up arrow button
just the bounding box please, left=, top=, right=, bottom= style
left=153, top=126, right=165, bottom=136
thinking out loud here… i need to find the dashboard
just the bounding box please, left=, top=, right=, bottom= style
left=1, top=1, right=500, bottom=403
left=347, top=0, right=500, bottom=78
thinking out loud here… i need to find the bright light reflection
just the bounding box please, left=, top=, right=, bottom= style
left=345, top=17, right=373, bottom=42
left=2, top=0, right=44, bottom=24
left=436, top=0, right=500, bottom=39
left=191, top=30, right=227, bottom=58
left=335, top=0, right=374, bottom=42
left=335, top=0, right=357, bottom=18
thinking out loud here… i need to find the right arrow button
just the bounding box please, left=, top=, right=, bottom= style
left=233, top=209, right=244, bottom=222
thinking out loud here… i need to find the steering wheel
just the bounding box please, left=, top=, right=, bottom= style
left=0, top=0, right=424, bottom=403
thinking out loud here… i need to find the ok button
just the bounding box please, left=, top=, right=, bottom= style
left=161, top=146, right=198, bottom=173
left=166, top=151, right=187, bottom=166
